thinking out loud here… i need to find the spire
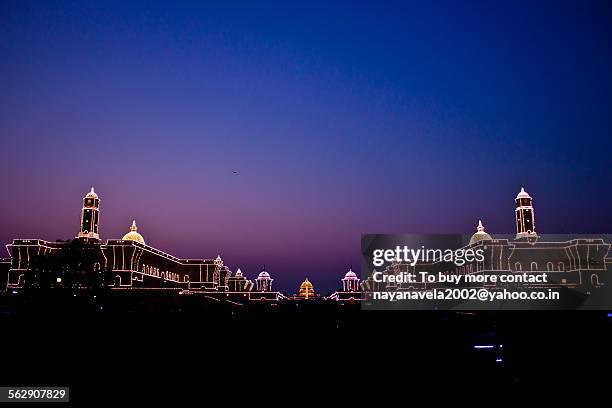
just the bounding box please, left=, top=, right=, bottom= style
left=477, top=220, right=484, bottom=232
left=214, top=254, right=223, bottom=266
left=130, top=220, right=138, bottom=231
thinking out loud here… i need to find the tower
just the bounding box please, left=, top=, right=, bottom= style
left=77, top=187, right=100, bottom=240
left=515, top=187, right=536, bottom=239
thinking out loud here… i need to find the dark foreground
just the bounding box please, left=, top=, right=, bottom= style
left=1, top=290, right=611, bottom=403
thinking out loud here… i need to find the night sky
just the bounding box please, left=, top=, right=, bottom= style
left=1, top=1, right=611, bottom=292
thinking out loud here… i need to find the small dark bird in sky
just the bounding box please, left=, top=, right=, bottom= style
left=233, top=170, right=238, bottom=174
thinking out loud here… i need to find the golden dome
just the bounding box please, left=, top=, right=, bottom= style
left=299, top=278, right=315, bottom=299
left=469, top=220, right=492, bottom=245
left=122, top=220, right=145, bottom=244
left=300, top=278, right=313, bottom=290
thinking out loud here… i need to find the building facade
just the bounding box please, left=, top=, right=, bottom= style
left=361, top=188, right=611, bottom=302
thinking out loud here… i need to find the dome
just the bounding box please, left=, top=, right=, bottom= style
left=516, top=187, right=531, bottom=200
left=85, top=187, right=98, bottom=199
left=344, top=269, right=358, bottom=279
left=258, top=271, right=270, bottom=279
left=300, top=278, right=313, bottom=290
left=122, top=220, right=145, bottom=244
left=469, top=220, right=492, bottom=245
left=299, top=278, right=315, bottom=298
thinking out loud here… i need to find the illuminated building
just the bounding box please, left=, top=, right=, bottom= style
left=364, top=188, right=611, bottom=297
left=515, top=187, right=536, bottom=239
left=328, top=267, right=364, bottom=302
left=5, top=188, right=231, bottom=292
left=77, top=187, right=100, bottom=240
left=3, top=186, right=610, bottom=304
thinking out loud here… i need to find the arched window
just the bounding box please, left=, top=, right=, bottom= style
left=558, top=262, right=565, bottom=271
left=514, top=262, right=522, bottom=271
left=546, top=262, right=554, bottom=272
left=530, top=262, right=538, bottom=272
left=591, top=274, right=600, bottom=286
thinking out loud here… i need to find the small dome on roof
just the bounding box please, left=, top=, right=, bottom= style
left=122, top=220, right=145, bottom=244
left=469, top=220, right=492, bottom=245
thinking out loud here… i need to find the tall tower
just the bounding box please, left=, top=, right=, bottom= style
left=77, top=187, right=100, bottom=240
left=515, top=187, right=536, bottom=239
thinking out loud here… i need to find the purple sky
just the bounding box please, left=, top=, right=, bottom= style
left=1, top=1, right=611, bottom=292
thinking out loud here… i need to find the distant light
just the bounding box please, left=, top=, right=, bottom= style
left=474, top=345, right=494, bottom=349
left=12, top=290, right=18, bottom=294
left=56, top=277, right=62, bottom=283
left=608, top=313, right=612, bottom=318
left=496, top=358, right=503, bottom=363
left=499, top=344, right=504, bottom=348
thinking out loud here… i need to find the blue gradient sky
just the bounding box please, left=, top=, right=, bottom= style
left=1, top=1, right=611, bottom=292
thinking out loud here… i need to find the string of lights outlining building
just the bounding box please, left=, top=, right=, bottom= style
left=1, top=187, right=610, bottom=305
